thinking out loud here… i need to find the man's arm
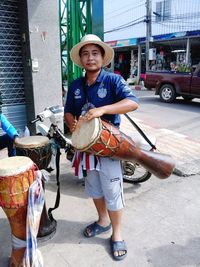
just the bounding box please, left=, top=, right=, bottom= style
left=0, top=113, right=19, bottom=139
left=82, top=99, right=138, bottom=121
left=64, top=113, right=77, bottom=133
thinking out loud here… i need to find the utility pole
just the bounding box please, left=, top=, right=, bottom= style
left=145, top=0, right=152, bottom=71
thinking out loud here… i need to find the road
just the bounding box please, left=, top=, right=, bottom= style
left=130, top=90, right=200, bottom=142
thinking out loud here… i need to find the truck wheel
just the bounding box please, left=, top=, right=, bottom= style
left=160, top=84, right=176, bottom=103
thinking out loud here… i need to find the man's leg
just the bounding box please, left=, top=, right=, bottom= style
left=99, top=158, right=126, bottom=258
left=92, top=197, right=126, bottom=258
left=108, top=209, right=126, bottom=257
left=93, top=197, right=110, bottom=226
left=84, top=169, right=111, bottom=237
left=108, top=209, right=122, bottom=241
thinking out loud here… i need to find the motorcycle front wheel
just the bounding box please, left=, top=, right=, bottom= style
left=122, top=161, right=151, bottom=183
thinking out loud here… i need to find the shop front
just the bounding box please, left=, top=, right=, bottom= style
left=106, top=30, right=200, bottom=83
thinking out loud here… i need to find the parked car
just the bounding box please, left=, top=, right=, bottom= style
left=144, top=65, right=200, bottom=103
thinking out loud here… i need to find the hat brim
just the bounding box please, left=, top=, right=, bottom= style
left=70, top=40, right=114, bottom=68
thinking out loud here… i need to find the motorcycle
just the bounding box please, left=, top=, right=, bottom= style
left=31, top=105, right=156, bottom=184
left=121, top=131, right=156, bottom=183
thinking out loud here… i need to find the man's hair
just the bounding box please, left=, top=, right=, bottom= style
left=79, top=44, right=105, bottom=57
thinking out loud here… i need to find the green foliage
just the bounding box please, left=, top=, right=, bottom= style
left=177, top=64, right=192, bottom=73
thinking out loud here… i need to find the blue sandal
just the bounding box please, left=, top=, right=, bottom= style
left=110, top=237, right=127, bottom=261
left=83, top=222, right=112, bottom=238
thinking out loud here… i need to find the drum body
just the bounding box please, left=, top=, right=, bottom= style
left=72, top=118, right=127, bottom=157
left=15, top=136, right=52, bottom=170
left=15, top=136, right=56, bottom=240
left=0, top=156, right=35, bottom=266
left=71, top=118, right=175, bottom=179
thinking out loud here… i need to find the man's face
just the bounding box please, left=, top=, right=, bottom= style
left=80, top=44, right=104, bottom=72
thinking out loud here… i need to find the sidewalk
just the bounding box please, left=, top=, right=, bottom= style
left=1, top=116, right=200, bottom=266
left=120, top=116, right=200, bottom=176
left=1, top=152, right=200, bottom=267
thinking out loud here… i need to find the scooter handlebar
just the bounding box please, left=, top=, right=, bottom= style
left=30, top=115, right=43, bottom=124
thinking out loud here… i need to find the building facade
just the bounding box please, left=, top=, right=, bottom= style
left=104, top=0, right=200, bottom=81
left=0, top=0, right=62, bottom=134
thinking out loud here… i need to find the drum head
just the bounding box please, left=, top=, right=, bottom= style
left=15, top=136, right=50, bottom=148
left=0, top=156, right=33, bottom=176
left=72, top=118, right=101, bottom=150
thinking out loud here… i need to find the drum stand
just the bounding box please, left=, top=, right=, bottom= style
left=37, top=182, right=57, bottom=242
left=37, top=146, right=61, bottom=241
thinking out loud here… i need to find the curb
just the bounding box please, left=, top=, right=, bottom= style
left=129, top=85, right=147, bottom=91
left=134, top=85, right=146, bottom=90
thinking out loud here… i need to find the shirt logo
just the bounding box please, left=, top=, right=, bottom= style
left=74, top=88, right=80, bottom=96
left=74, top=88, right=81, bottom=99
left=97, top=87, right=107, bottom=98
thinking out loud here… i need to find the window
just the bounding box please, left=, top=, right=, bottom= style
left=155, top=0, right=171, bottom=22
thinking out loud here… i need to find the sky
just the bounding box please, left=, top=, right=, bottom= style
left=104, top=0, right=146, bottom=41
left=104, top=0, right=200, bottom=42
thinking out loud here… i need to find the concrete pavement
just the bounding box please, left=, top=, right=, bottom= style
left=1, top=152, right=200, bottom=267
left=120, top=115, right=200, bottom=176
left=1, top=115, right=200, bottom=266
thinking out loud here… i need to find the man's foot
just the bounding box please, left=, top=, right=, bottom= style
left=110, top=237, right=127, bottom=261
left=83, top=222, right=112, bottom=238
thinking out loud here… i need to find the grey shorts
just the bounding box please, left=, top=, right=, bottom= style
left=85, top=157, right=125, bottom=211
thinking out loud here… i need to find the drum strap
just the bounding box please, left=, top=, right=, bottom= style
left=48, top=147, right=61, bottom=221
left=124, top=113, right=157, bottom=150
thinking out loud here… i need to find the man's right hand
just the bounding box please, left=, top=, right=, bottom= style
left=70, top=117, right=78, bottom=133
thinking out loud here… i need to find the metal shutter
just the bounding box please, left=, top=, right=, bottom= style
left=0, top=0, right=27, bottom=136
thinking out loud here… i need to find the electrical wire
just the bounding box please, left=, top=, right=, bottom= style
left=105, top=2, right=145, bottom=21
left=104, top=16, right=145, bottom=34
left=104, top=0, right=200, bottom=37
left=104, top=1, right=145, bottom=17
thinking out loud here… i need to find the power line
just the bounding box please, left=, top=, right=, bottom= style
left=104, top=1, right=145, bottom=17
left=104, top=17, right=145, bottom=34
left=105, top=2, right=145, bottom=21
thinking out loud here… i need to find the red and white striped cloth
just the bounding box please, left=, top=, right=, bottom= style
left=72, top=151, right=100, bottom=178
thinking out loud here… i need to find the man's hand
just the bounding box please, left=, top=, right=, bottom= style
left=64, top=113, right=78, bottom=133
left=13, top=136, right=19, bottom=146
left=83, top=107, right=105, bottom=121
left=70, top=116, right=78, bottom=133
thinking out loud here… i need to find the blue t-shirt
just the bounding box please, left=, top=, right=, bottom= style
left=64, top=69, right=138, bottom=127
left=0, top=113, right=19, bottom=139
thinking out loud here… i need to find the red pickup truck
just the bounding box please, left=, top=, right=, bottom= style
left=144, top=66, right=200, bottom=103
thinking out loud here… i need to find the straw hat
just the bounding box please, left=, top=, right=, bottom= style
left=70, top=34, right=114, bottom=68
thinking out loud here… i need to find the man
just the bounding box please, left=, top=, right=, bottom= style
left=170, top=61, right=178, bottom=71
left=0, top=92, right=19, bottom=157
left=64, top=34, right=139, bottom=261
